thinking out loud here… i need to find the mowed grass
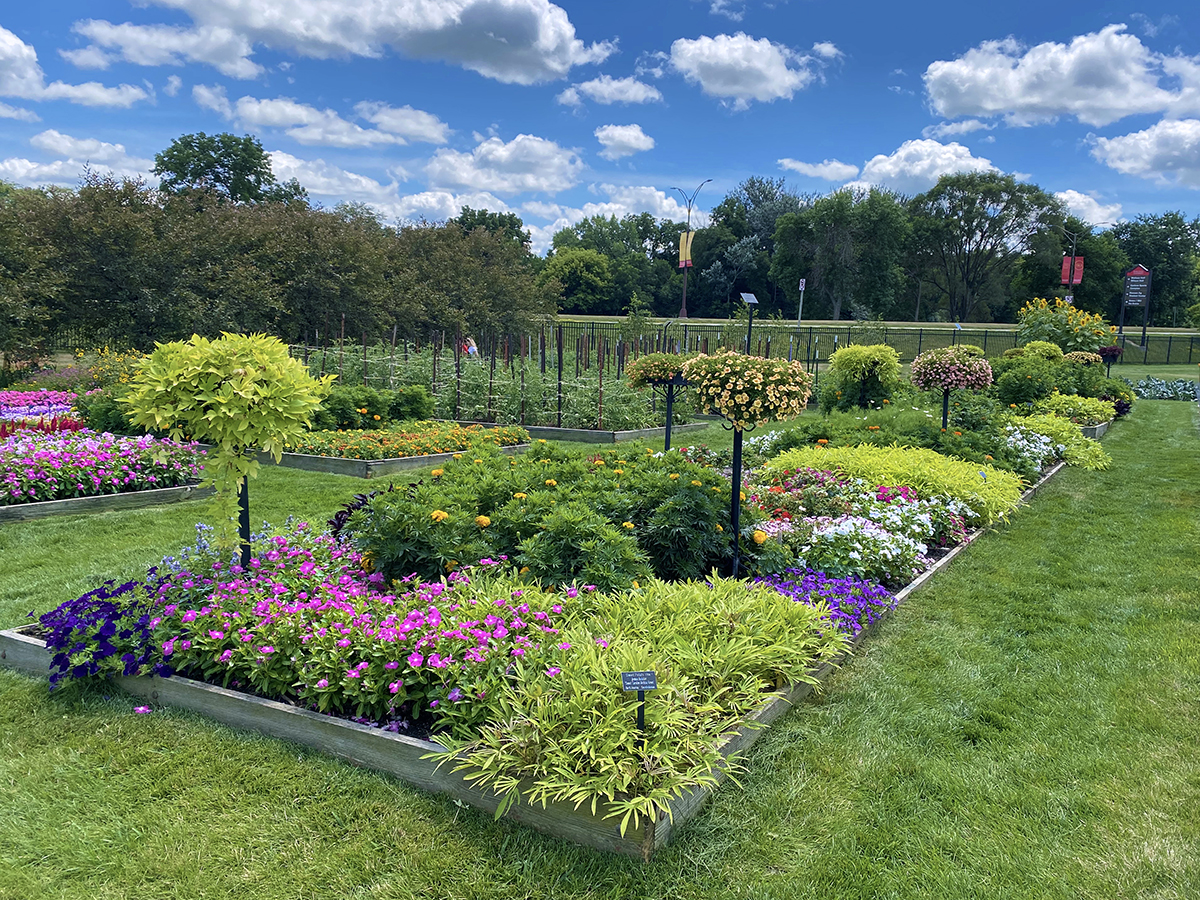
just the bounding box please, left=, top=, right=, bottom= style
left=0, top=402, right=1198, bottom=899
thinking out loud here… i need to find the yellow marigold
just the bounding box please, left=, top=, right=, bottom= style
left=614, top=469, right=624, bottom=475
left=668, top=473, right=679, bottom=480
left=475, top=515, right=491, bottom=528
left=752, top=530, right=768, bottom=545
left=373, top=415, right=381, bottom=420
left=520, top=566, right=530, bottom=574
left=594, top=459, right=605, bottom=466
left=514, top=492, right=527, bottom=499
left=537, top=439, right=548, bottom=443
left=545, top=479, right=557, bottom=487
left=621, top=521, right=634, bottom=529
left=431, top=468, right=445, bottom=477
left=691, top=480, right=702, bottom=486
left=431, top=509, right=450, bottom=522
left=817, top=439, right=829, bottom=445
left=474, top=458, right=483, bottom=464
left=715, top=524, right=723, bottom=532
left=739, top=491, right=746, bottom=500
left=453, top=453, right=463, bottom=459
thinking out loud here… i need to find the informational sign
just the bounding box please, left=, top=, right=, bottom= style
left=621, top=671, right=658, bottom=692
left=1123, top=265, right=1151, bottom=307
left=797, top=278, right=806, bottom=292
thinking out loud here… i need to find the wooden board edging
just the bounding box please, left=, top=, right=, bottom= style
left=0, top=484, right=212, bottom=524
left=454, top=422, right=709, bottom=444
left=253, top=444, right=528, bottom=478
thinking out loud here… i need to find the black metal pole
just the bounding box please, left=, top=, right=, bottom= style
left=942, top=388, right=950, bottom=431
left=664, top=383, right=675, bottom=451
left=730, top=428, right=743, bottom=578
left=238, top=476, right=250, bottom=569
left=636, top=690, right=645, bottom=750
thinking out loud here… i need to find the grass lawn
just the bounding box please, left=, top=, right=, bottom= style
left=1, top=401, right=1198, bottom=899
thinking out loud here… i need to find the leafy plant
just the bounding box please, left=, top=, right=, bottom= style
left=1032, top=392, right=1116, bottom=426
left=625, top=352, right=695, bottom=388
left=818, top=344, right=902, bottom=412
left=1016, top=297, right=1117, bottom=353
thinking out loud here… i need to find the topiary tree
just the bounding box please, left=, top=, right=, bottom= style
left=122, top=333, right=333, bottom=560
left=910, top=346, right=994, bottom=430
left=819, top=343, right=902, bottom=412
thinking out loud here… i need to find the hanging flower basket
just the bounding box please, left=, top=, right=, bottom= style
left=626, top=353, right=695, bottom=389
left=681, top=352, right=812, bottom=431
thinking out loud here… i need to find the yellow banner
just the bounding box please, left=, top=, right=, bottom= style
left=679, top=230, right=694, bottom=268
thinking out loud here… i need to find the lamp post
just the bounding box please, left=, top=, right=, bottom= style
left=741, top=292, right=758, bottom=355
left=1057, top=221, right=1114, bottom=303
left=671, top=179, right=711, bottom=319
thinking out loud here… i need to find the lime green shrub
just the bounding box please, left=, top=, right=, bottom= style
left=1010, top=414, right=1111, bottom=470
left=764, top=444, right=1024, bottom=524
left=122, top=333, right=333, bottom=545
left=1033, top=392, right=1115, bottom=426
left=818, top=344, right=902, bottom=412
left=432, top=575, right=848, bottom=833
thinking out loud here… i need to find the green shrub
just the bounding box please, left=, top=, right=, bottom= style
left=432, top=576, right=848, bottom=833
left=1017, top=297, right=1116, bottom=353
left=1032, top=392, right=1115, bottom=426
left=1009, top=414, right=1111, bottom=470
left=995, top=358, right=1058, bottom=407
left=388, top=384, right=434, bottom=421
left=819, top=344, right=902, bottom=412
left=1023, top=340, right=1065, bottom=362
left=73, top=387, right=142, bottom=434
left=516, top=502, right=651, bottom=593
left=763, top=444, right=1024, bottom=524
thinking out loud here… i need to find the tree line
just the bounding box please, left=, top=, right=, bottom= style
left=2, top=132, right=1198, bottom=370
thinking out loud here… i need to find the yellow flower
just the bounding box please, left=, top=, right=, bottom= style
left=645, top=448, right=653, bottom=454
left=514, top=492, right=527, bottom=499
left=668, top=473, right=679, bottom=480
left=752, top=530, right=768, bottom=545
left=474, top=458, right=483, bottom=464
left=453, top=453, right=463, bottom=459
left=716, top=524, right=724, bottom=532
left=537, top=439, right=548, bottom=444
left=431, top=468, right=445, bottom=477
left=621, top=521, right=634, bottom=529
left=594, top=459, right=605, bottom=466
left=373, top=414, right=381, bottom=420
left=520, top=566, right=531, bottom=574
left=475, top=515, right=491, bottom=528
left=614, top=469, right=624, bottom=475
left=691, top=480, right=702, bottom=486
left=632, top=580, right=640, bottom=589
left=431, top=509, right=450, bottom=522
left=617, top=460, right=626, bottom=465
left=545, top=479, right=557, bottom=487
left=739, top=491, right=746, bottom=500
left=712, top=487, right=720, bottom=492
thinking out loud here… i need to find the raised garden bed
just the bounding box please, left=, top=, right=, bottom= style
left=455, top=422, right=709, bottom=444
left=1080, top=420, right=1110, bottom=439
left=0, top=483, right=213, bottom=524
left=253, top=444, right=528, bottom=479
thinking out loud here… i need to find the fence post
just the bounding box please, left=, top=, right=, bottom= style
left=557, top=324, right=564, bottom=428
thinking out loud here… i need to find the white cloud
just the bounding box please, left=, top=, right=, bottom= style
left=426, top=134, right=584, bottom=195
left=70, top=0, right=615, bottom=85
left=594, top=124, right=654, bottom=160
left=923, top=24, right=1200, bottom=127
left=234, top=96, right=403, bottom=147
left=708, top=0, right=746, bottom=22
left=0, top=101, right=38, bottom=122
left=192, top=83, right=231, bottom=116
left=163, top=75, right=182, bottom=96
left=69, top=19, right=262, bottom=79
left=669, top=32, right=824, bottom=109
left=777, top=157, right=859, bottom=180
left=811, top=42, right=841, bottom=60
left=0, top=25, right=148, bottom=108
left=555, top=74, right=663, bottom=106
left=1053, top=190, right=1122, bottom=224
left=268, top=150, right=405, bottom=200
left=521, top=183, right=703, bottom=253
left=921, top=119, right=994, bottom=139
left=849, top=139, right=998, bottom=194
left=354, top=102, right=450, bottom=144
left=0, top=129, right=153, bottom=187
left=1089, top=119, right=1200, bottom=187
left=392, top=190, right=512, bottom=222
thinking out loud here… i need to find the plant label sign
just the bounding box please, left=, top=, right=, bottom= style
left=621, top=671, right=658, bottom=692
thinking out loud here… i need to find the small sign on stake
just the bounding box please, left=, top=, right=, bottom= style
left=621, top=670, right=658, bottom=749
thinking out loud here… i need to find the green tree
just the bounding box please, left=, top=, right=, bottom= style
left=0, top=183, right=57, bottom=369
left=538, top=247, right=615, bottom=315
left=1008, top=218, right=1129, bottom=321
left=154, top=132, right=306, bottom=204
left=910, top=172, right=1064, bottom=322
left=450, top=206, right=531, bottom=249
left=1113, top=213, right=1200, bottom=326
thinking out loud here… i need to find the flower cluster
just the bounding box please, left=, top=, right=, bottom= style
left=756, top=568, right=897, bottom=637
left=682, top=351, right=812, bottom=430
left=1002, top=424, right=1064, bottom=471
left=1016, top=297, right=1117, bottom=353
left=0, top=389, right=77, bottom=421
left=625, top=352, right=695, bottom=389
left=801, top=515, right=929, bottom=587
left=910, top=347, right=994, bottom=392
left=1, top=430, right=204, bottom=505
left=0, top=415, right=87, bottom=439
left=285, top=422, right=528, bottom=460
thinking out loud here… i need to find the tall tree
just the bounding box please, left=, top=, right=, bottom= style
left=910, top=172, right=1064, bottom=322
left=154, top=133, right=306, bottom=204
left=451, top=206, right=531, bottom=249
left=1008, top=217, right=1129, bottom=321
left=1113, top=213, right=1200, bottom=327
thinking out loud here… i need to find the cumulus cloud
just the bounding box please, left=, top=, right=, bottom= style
left=192, top=83, right=231, bottom=116
left=1089, top=119, right=1200, bottom=187
left=924, top=24, right=1200, bottom=126
left=0, top=25, right=148, bottom=107
left=921, top=119, right=994, bottom=139
left=66, top=19, right=262, bottom=79
left=777, top=157, right=859, bottom=180
left=520, top=184, right=705, bottom=253
left=0, top=128, right=153, bottom=187
left=669, top=32, right=828, bottom=109
left=425, top=134, right=584, bottom=195
left=163, top=74, right=182, bottom=96
left=810, top=42, right=842, bottom=60
left=594, top=124, right=654, bottom=160
left=354, top=102, right=450, bottom=144
left=1054, top=189, right=1122, bottom=224
left=848, top=139, right=998, bottom=194
left=555, top=74, right=663, bottom=106
left=391, top=190, right=512, bottom=222
left=0, top=100, right=38, bottom=121
left=68, top=0, right=615, bottom=85
left=234, top=96, right=404, bottom=147
left=269, top=150, right=407, bottom=200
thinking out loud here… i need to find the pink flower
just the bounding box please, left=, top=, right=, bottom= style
left=316, top=678, right=329, bottom=688
left=133, top=705, right=151, bottom=714
left=546, top=667, right=561, bottom=677
left=407, top=651, right=424, bottom=667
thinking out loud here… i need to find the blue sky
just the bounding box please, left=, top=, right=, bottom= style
left=2, top=0, right=1198, bottom=251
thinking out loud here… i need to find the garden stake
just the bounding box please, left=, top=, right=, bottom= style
left=237, top=473, right=251, bottom=569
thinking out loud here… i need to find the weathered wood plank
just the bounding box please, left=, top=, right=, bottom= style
left=455, top=423, right=709, bottom=444
left=254, top=444, right=528, bottom=479
left=0, top=484, right=213, bottom=525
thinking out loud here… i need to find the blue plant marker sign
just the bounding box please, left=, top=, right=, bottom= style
left=621, top=671, right=658, bottom=749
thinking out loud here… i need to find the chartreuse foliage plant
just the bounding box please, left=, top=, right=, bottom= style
left=121, top=333, right=333, bottom=547
left=819, top=344, right=902, bottom=412
left=431, top=575, right=848, bottom=834
left=1017, top=297, right=1117, bottom=353
left=1033, top=392, right=1115, bottom=426
left=1006, top=413, right=1111, bottom=470
left=765, top=444, right=1023, bottom=525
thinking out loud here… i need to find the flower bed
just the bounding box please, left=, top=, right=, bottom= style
left=1, top=430, right=205, bottom=506
left=285, top=421, right=528, bottom=460
left=0, top=389, right=77, bottom=421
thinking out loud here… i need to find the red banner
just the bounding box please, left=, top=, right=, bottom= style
left=1060, top=256, right=1084, bottom=285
